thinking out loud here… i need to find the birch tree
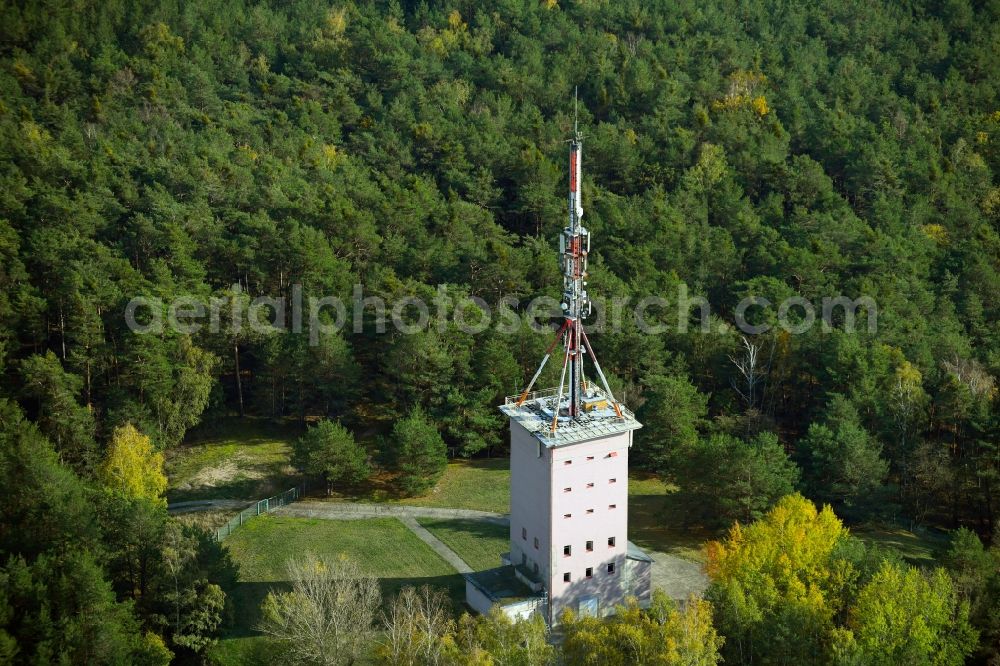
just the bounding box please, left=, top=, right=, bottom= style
left=260, top=553, right=381, bottom=665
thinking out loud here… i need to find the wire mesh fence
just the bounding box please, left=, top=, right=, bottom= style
left=215, top=484, right=305, bottom=541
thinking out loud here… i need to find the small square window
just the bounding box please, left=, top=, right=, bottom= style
left=606, top=451, right=618, bottom=458
left=564, top=513, right=572, bottom=519
left=609, top=504, right=617, bottom=510
left=586, top=508, right=594, bottom=514
left=563, top=572, right=571, bottom=582
left=586, top=456, right=595, bottom=461
left=564, top=459, right=572, bottom=465
left=608, top=537, right=616, bottom=547
left=534, top=537, right=539, bottom=549
left=585, top=567, right=593, bottom=578
left=522, top=527, right=527, bottom=540
left=564, top=545, right=572, bottom=556
left=586, top=482, right=594, bottom=488
left=564, top=487, right=572, bottom=493
left=609, top=478, right=617, bottom=484
left=607, top=562, right=615, bottom=574
left=586, top=540, right=593, bottom=552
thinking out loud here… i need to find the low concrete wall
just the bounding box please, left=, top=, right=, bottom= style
left=501, top=598, right=546, bottom=621
left=465, top=579, right=495, bottom=616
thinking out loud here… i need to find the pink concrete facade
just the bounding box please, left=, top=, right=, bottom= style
left=508, top=419, right=633, bottom=623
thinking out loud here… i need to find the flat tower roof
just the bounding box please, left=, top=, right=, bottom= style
left=464, top=566, right=546, bottom=604
left=500, top=385, right=641, bottom=448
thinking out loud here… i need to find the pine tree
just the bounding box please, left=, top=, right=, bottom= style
left=392, top=406, right=447, bottom=496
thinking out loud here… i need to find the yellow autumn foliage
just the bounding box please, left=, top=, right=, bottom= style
left=712, top=70, right=770, bottom=117
left=560, top=591, right=723, bottom=665
left=751, top=95, right=769, bottom=117
left=99, top=423, right=167, bottom=503
left=706, top=494, right=853, bottom=619
left=920, top=223, right=949, bottom=245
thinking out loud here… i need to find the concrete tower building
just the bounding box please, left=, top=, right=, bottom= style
left=464, top=110, right=652, bottom=625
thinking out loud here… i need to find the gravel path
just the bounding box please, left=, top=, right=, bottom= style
left=400, top=516, right=473, bottom=573
left=273, top=501, right=508, bottom=524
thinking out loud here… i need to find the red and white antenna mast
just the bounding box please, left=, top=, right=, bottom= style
left=516, top=88, right=624, bottom=430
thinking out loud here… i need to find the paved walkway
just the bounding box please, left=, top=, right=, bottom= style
left=275, top=501, right=507, bottom=524
left=400, top=516, right=473, bottom=573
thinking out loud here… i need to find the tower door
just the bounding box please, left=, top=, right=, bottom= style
left=578, top=596, right=599, bottom=618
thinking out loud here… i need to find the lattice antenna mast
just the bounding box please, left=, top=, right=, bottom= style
left=562, top=89, right=587, bottom=418
left=516, top=88, right=624, bottom=427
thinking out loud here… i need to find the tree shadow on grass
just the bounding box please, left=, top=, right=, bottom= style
left=628, top=492, right=717, bottom=560
left=225, top=573, right=469, bottom=640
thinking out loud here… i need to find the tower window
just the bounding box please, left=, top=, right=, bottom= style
left=563, top=572, right=571, bottom=582
left=564, top=459, right=572, bottom=465
left=564, top=487, right=572, bottom=493
left=609, top=478, right=617, bottom=484
left=586, top=540, right=593, bottom=552
left=586, top=456, right=594, bottom=461
left=586, top=509, right=594, bottom=514
left=605, top=451, right=618, bottom=458
left=534, top=537, right=539, bottom=550
left=564, top=513, right=572, bottom=519
left=609, top=504, right=617, bottom=510
left=521, top=527, right=527, bottom=540
left=608, top=537, right=616, bottom=547
left=585, top=567, right=593, bottom=578
left=607, top=562, right=615, bottom=574
left=586, top=482, right=594, bottom=488
left=564, top=545, right=572, bottom=556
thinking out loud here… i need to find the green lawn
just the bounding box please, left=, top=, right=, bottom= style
left=225, top=515, right=460, bottom=587
left=167, top=419, right=302, bottom=502
left=627, top=472, right=715, bottom=562
left=326, top=458, right=511, bottom=513
left=328, top=461, right=709, bottom=561
left=417, top=518, right=510, bottom=571
left=213, top=515, right=464, bottom=665
left=851, top=523, right=949, bottom=565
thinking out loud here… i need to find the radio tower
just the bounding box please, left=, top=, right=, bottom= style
left=466, top=89, right=650, bottom=626
left=516, top=89, right=624, bottom=430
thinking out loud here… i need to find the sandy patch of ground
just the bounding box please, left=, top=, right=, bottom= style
left=180, top=452, right=268, bottom=490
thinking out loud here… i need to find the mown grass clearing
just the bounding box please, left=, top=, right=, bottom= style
left=417, top=518, right=509, bottom=571
left=851, top=523, right=949, bottom=565
left=212, top=515, right=465, bottom=664
left=167, top=419, right=302, bottom=502
left=325, top=458, right=511, bottom=513
left=225, top=514, right=460, bottom=590
left=627, top=472, right=714, bottom=562
left=214, top=515, right=464, bottom=665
